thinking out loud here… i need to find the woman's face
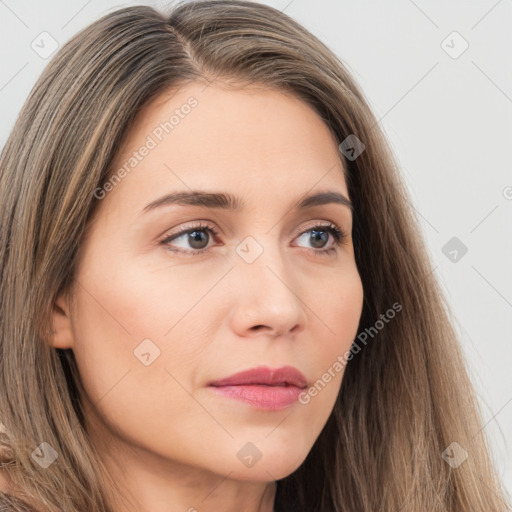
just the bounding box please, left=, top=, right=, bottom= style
left=53, top=81, right=364, bottom=484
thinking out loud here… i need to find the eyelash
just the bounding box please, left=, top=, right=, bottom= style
left=159, top=222, right=346, bottom=257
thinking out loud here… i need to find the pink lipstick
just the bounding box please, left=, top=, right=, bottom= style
left=208, top=366, right=307, bottom=411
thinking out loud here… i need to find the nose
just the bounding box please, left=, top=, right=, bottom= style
left=227, top=238, right=307, bottom=339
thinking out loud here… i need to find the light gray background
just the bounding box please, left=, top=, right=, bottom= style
left=1, top=0, right=511, bottom=498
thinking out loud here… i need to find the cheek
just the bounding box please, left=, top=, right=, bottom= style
left=68, top=259, right=220, bottom=434
left=311, top=266, right=364, bottom=355
left=81, top=252, right=230, bottom=338
left=300, top=268, right=363, bottom=403
left=69, top=277, right=210, bottom=457
left=70, top=263, right=209, bottom=390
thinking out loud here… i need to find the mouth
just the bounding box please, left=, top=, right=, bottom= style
left=208, top=365, right=308, bottom=411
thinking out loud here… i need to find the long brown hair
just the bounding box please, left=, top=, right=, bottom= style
left=0, top=1, right=509, bottom=510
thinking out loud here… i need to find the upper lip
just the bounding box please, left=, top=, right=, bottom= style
left=208, top=365, right=307, bottom=389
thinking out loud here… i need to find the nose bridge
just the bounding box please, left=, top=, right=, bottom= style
left=228, top=231, right=307, bottom=335
left=235, top=232, right=289, bottom=288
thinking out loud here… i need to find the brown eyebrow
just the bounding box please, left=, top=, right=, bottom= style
left=142, top=190, right=353, bottom=213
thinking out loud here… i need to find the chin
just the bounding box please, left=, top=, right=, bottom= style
left=217, top=442, right=310, bottom=482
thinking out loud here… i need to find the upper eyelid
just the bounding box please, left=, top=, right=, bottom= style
left=161, top=219, right=346, bottom=238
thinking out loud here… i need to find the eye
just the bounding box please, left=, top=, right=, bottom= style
left=159, top=222, right=218, bottom=255
left=294, top=222, right=346, bottom=255
left=159, top=221, right=347, bottom=256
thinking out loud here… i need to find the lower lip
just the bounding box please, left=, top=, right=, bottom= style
left=209, top=384, right=304, bottom=410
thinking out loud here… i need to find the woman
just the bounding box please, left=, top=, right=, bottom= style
left=0, top=1, right=509, bottom=511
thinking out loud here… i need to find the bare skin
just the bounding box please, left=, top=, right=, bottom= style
left=50, top=80, right=364, bottom=512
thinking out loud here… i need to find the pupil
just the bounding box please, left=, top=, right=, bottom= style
left=310, top=229, right=327, bottom=248
left=189, top=231, right=208, bottom=249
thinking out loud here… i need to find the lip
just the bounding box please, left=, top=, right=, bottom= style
left=209, top=365, right=307, bottom=388
left=208, top=366, right=307, bottom=411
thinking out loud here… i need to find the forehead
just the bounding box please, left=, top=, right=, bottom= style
left=104, top=81, right=349, bottom=214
